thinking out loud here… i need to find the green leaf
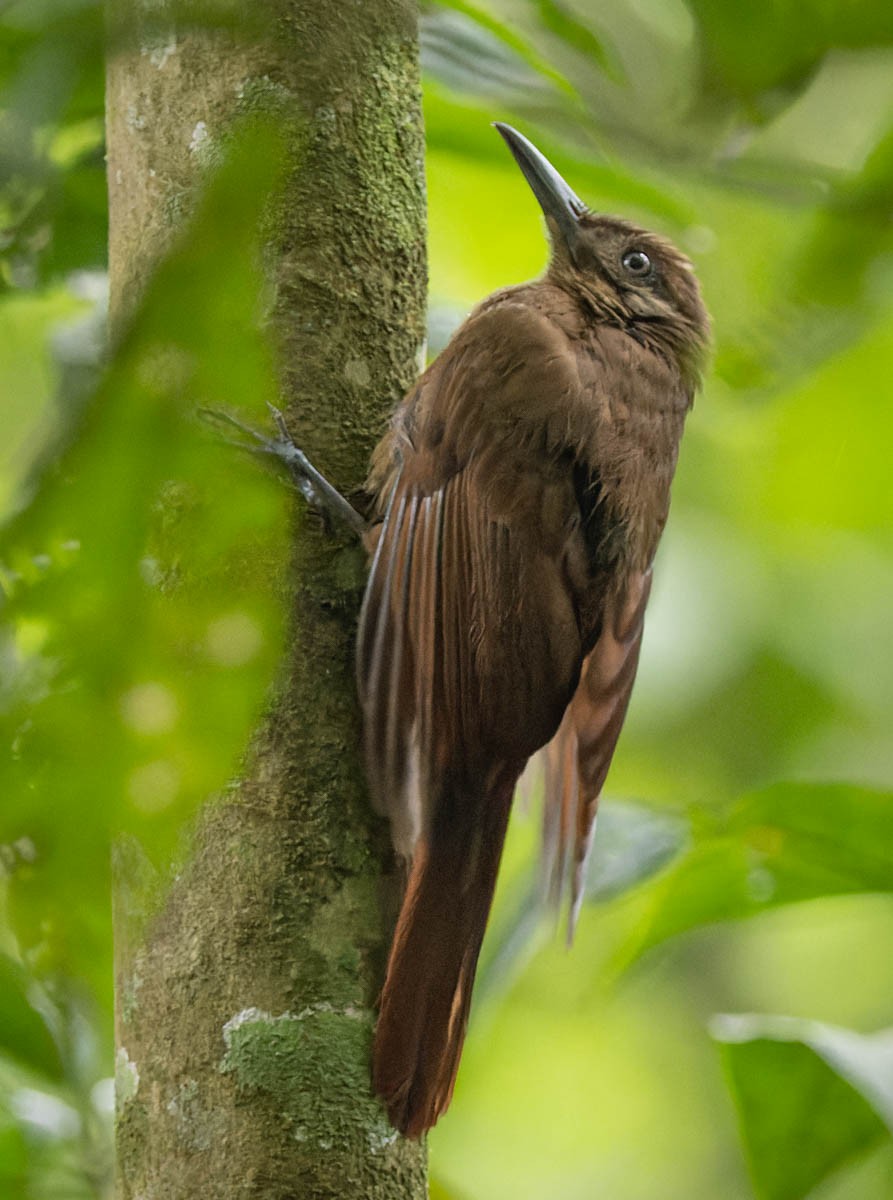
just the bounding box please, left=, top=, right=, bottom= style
left=0, top=953, right=62, bottom=1080
left=529, top=0, right=616, bottom=77
left=0, top=122, right=288, bottom=1000
left=0, top=0, right=106, bottom=284
left=620, top=783, right=893, bottom=964
left=713, top=1014, right=893, bottom=1200
left=429, top=0, right=581, bottom=98
left=686, top=0, right=893, bottom=113
left=795, top=117, right=893, bottom=310
left=586, top=800, right=685, bottom=903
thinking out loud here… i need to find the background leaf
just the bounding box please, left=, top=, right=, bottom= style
left=616, top=784, right=893, bottom=966
left=0, top=123, right=288, bottom=1003
left=0, top=953, right=62, bottom=1081
left=714, top=1014, right=893, bottom=1200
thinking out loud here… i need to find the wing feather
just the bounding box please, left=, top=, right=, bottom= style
left=358, top=439, right=585, bottom=861
left=358, top=488, right=419, bottom=850
left=540, top=568, right=653, bottom=939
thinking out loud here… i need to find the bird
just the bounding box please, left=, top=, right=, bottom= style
left=357, top=123, right=710, bottom=1138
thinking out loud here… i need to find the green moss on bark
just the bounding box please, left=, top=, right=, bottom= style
left=219, top=1006, right=391, bottom=1149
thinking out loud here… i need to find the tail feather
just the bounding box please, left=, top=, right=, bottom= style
left=372, top=775, right=514, bottom=1137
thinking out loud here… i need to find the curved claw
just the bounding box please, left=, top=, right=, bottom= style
left=199, top=406, right=367, bottom=538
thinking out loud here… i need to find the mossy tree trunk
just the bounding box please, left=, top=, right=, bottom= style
left=106, top=1, right=428, bottom=1196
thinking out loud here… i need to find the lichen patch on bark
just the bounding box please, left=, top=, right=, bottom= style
left=219, top=1004, right=387, bottom=1153
left=115, top=1048, right=140, bottom=1108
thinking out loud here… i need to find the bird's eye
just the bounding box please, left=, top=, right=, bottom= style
left=622, top=249, right=651, bottom=277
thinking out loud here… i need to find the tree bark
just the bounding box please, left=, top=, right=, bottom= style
left=106, top=2, right=428, bottom=1196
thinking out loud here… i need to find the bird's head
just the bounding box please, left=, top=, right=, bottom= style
left=494, top=123, right=710, bottom=382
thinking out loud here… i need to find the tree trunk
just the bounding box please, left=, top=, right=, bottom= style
left=106, top=2, right=428, bottom=1196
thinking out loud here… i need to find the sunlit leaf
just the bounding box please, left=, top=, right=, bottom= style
left=0, top=123, right=288, bottom=999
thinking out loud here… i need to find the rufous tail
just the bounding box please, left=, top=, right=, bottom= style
left=372, top=774, right=514, bottom=1137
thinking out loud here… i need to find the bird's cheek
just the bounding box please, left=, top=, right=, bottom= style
left=623, top=289, right=658, bottom=319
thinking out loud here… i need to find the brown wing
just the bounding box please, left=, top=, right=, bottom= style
left=357, top=457, right=585, bottom=855
left=357, top=299, right=592, bottom=860
left=357, top=466, right=475, bottom=854
left=541, top=568, right=653, bottom=940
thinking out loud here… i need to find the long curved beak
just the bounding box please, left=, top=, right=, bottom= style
left=493, top=122, right=587, bottom=250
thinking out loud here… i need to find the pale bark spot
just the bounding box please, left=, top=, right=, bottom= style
left=116, top=1048, right=140, bottom=1106
left=189, top=121, right=210, bottom=154
left=344, top=357, right=371, bottom=387
left=126, top=104, right=147, bottom=132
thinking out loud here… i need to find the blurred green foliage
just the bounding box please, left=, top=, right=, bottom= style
left=713, top=1015, right=893, bottom=1200
left=1, top=0, right=892, bottom=1197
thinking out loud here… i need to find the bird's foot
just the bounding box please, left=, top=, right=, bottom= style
left=200, top=404, right=367, bottom=537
